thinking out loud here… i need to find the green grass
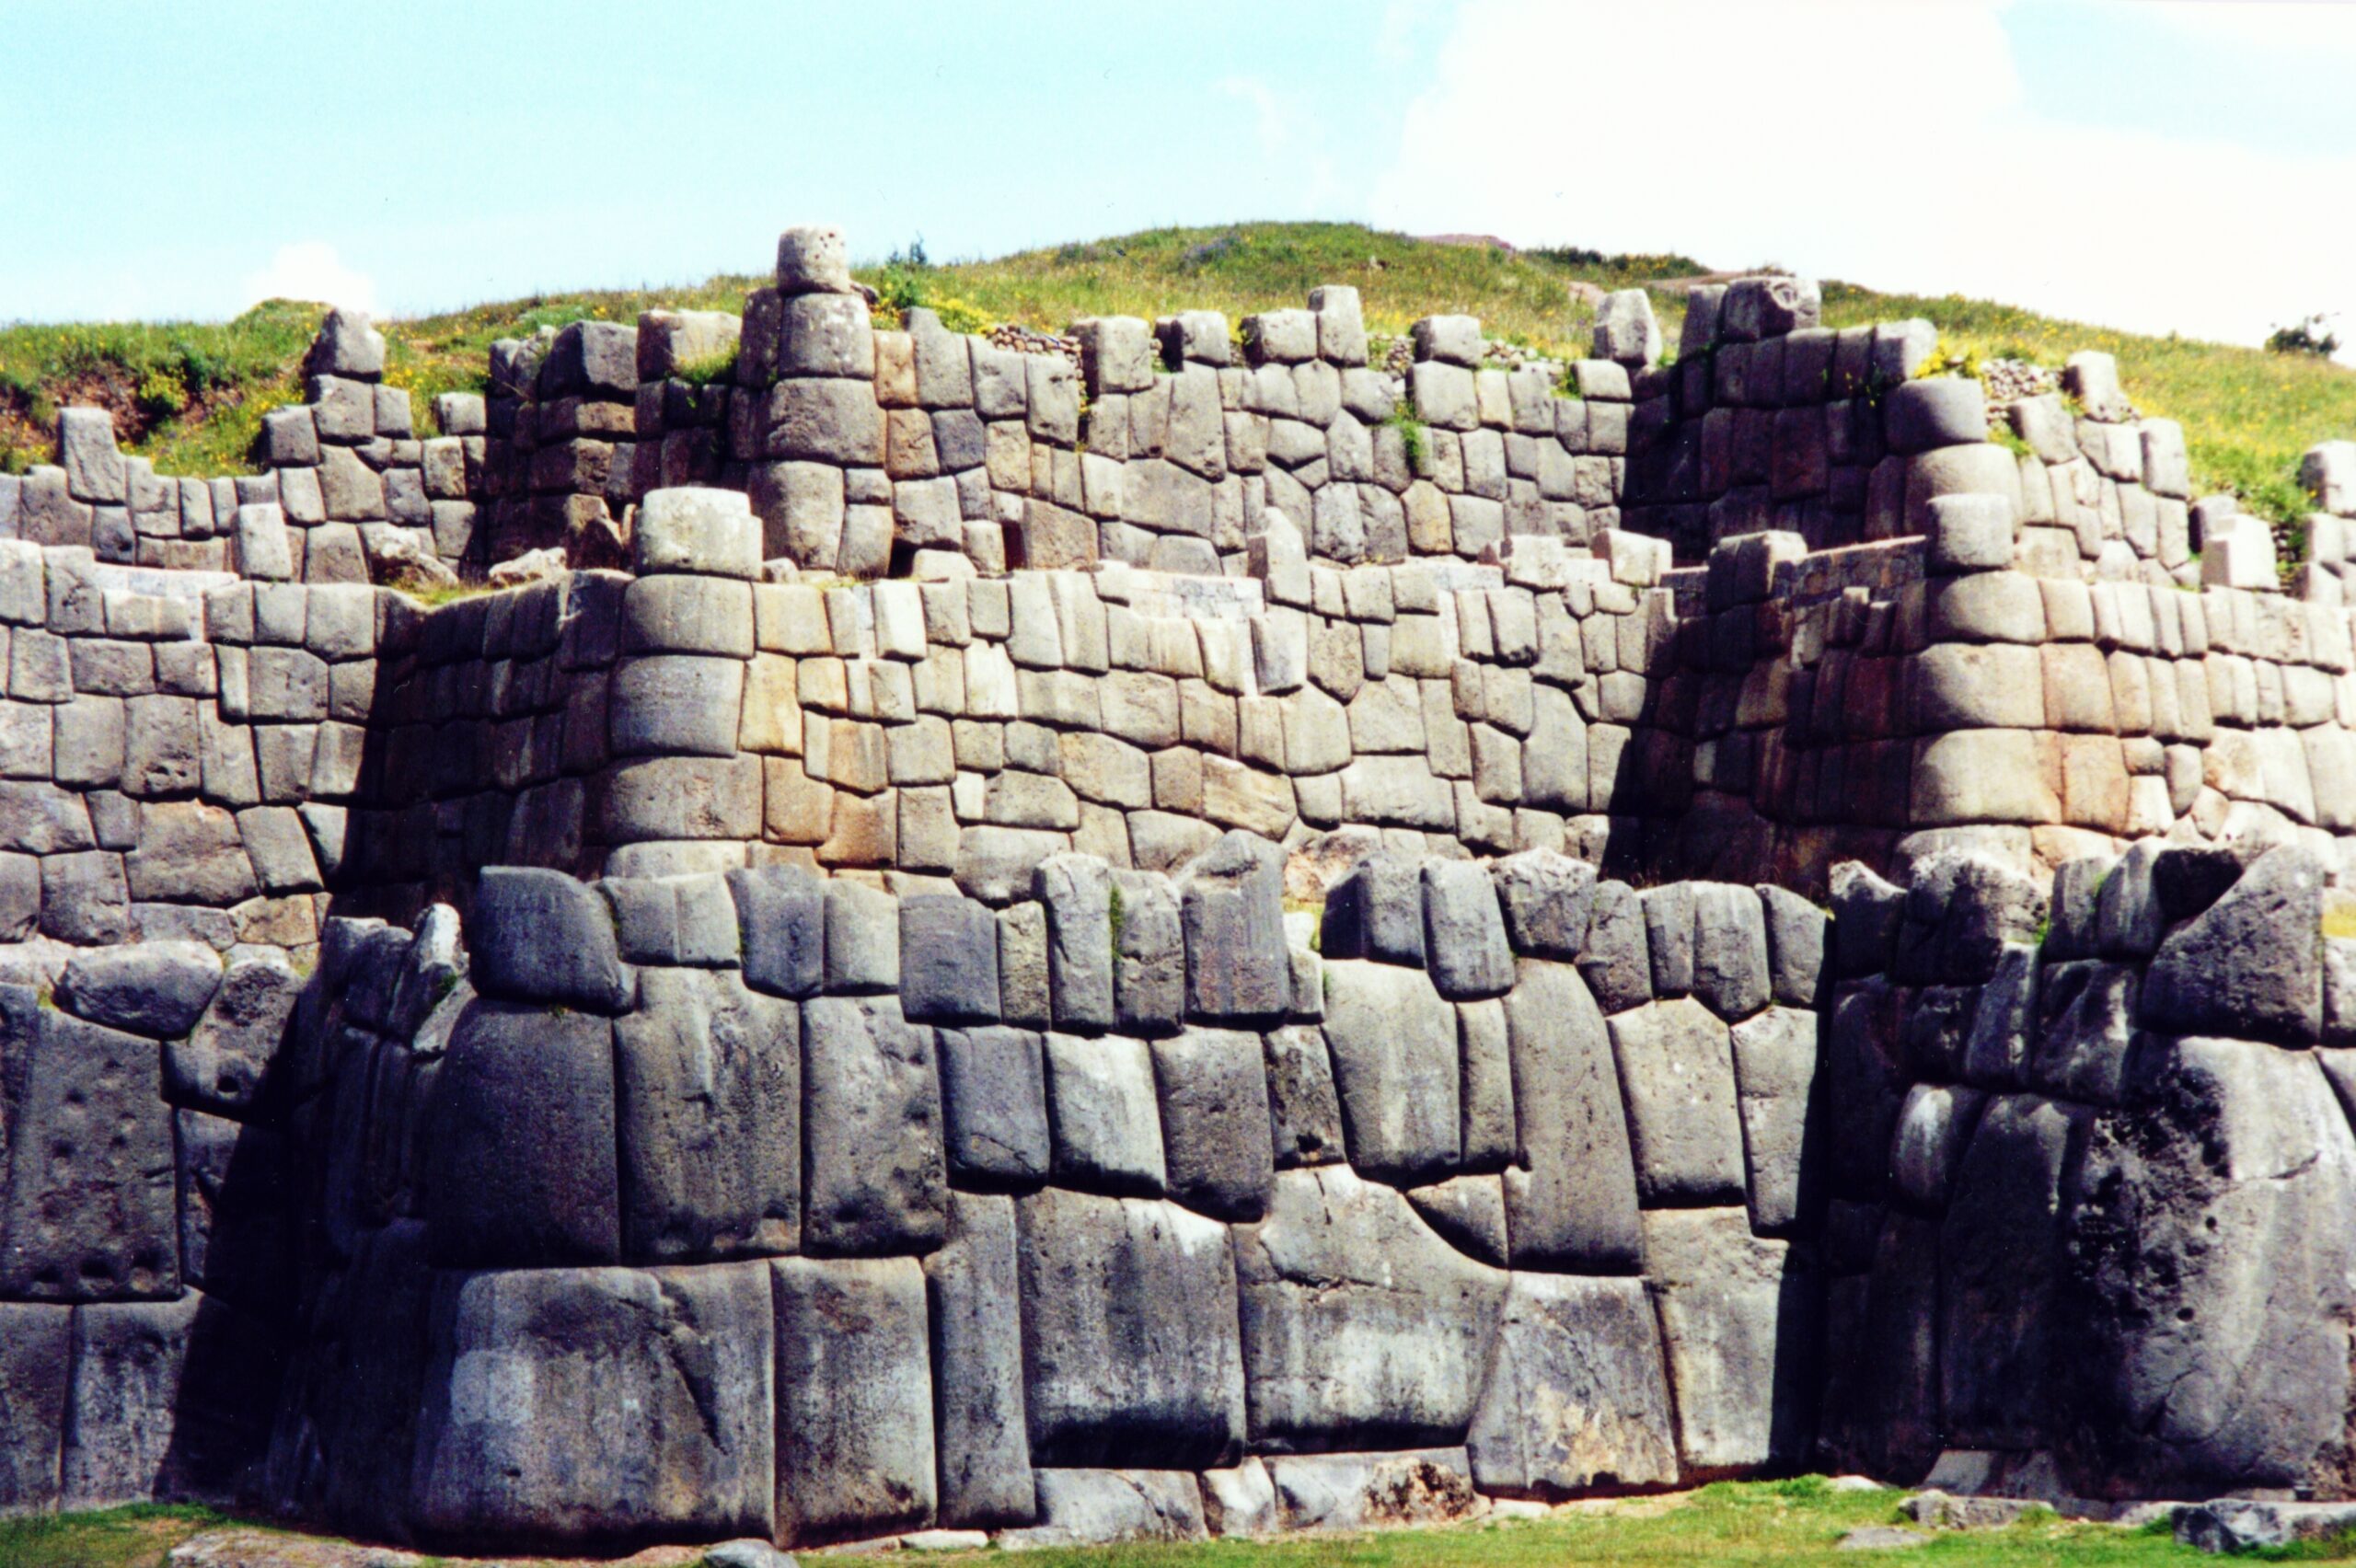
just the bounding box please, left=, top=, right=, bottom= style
left=5, top=221, right=2352, bottom=546
left=0, top=1482, right=2272, bottom=1568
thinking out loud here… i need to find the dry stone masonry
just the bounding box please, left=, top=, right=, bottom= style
left=3, top=225, right=2356, bottom=1551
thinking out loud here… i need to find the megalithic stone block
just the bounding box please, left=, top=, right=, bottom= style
left=923, top=1193, right=1036, bottom=1528
left=1466, top=1274, right=1679, bottom=1496
left=1177, top=830, right=1289, bottom=1022
left=1500, top=960, right=1641, bottom=1270
left=772, top=1254, right=936, bottom=1544
left=800, top=995, right=947, bottom=1255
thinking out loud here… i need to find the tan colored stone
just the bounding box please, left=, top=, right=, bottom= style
left=764, top=756, right=834, bottom=845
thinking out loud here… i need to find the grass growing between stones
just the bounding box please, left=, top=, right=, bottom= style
left=5, top=221, right=2352, bottom=535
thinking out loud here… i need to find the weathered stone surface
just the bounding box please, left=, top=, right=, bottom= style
left=2141, top=846, right=2325, bottom=1044
left=1609, top=997, right=1747, bottom=1205
left=801, top=996, right=946, bottom=1254
left=1467, top=1274, right=1680, bottom=1496
left=1199, top=1458, right=1277, bottom=1537
left=2031, top=960, right=2138, bottom=1105
left=1406, top=1175, right=1508, bottom=1265
left=1320, top=848, right=1426, bottom=965
left=1322, top=960, right=1460, bottom=1184
left=0, top=994, right=179, bottom=1300
left=1422, top=859, right=1514, bottom=999
left=1641, top=1207, right=1816, bottom=1471
left=1264, top=1024, right=1345, bottom=1169
left=632, top=486, right=759, bottom=578
left=173, top=1110, right=287, bottom=1317
left=64, top=1292, right=279, bottom=1507
left=468, top=866, right=632, bottom=1013
left=771, top=1255, right=936, bottom=1543
left=613, top=967, right=799, bottom=1262
left=730, top=863, right=826, bottom=998
left=1757, top=885, right=1827, bottom=1007
left=1045, top=1032, right=1165, bottom=1194
left=1178, top=830, right=1290, bottom=1021
left=2060, top=1039, right=2356, bottom=1497
left=1729, top=1005, right=1819, bottom=1234
left=1491, top=850, right=1596, bottom=959
left=923, top=1193, right=1035, bottom=1528
left=1234, top=1166, right=1507, bottom=1451
left=0, top=1302, right=69, bottom=1509
left=53, top=939, right=220, bottom=1037
left=410, top=1262, right=773, bottom=1549
left=422, top=1000, right=618, bottom=1268
left=1005, top=1469, right=1207, bottom=1548
left=1502, top=960, right=1643, bottom=1270
left=1112, top=870, right=1184, bottom=1033
left=900, top=894, right=1001, bottom=1023
left=1690, top=883, right=1771, bottom=1020
left=1941, top=1093, right=2080, bottom=1451
left=1265, top=1448, right=1483, bottom=1531
left=1039, top=854, right=1115, bottom=1031
left=1150, top=1027, right=1275, bottom=1221
left=1577, top=881, right=1652, bottom=1012
left=166, top=946, right=300, bottom=1117
left=1014, top=1187, right=1245, bottom=1467
left=822, top=879, right=898, bottom=993
left=938, top=1025, right=1050, bottom=1186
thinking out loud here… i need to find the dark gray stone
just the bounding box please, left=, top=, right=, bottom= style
left=1466, top=1274, right=1679, bottom=1495
left=1112, top=870, right=1184, bottom=1033
left=64, top=1292, right=280, bottom=1507
left=1882, top=377, right=1987, bottom=455
left=1014, top=1187, right=1246, bottom=1468
left=1888, top=1083, right=1987, bottom=1212
left=1038, top=853, right=1116, bottom=1031
left=1177, top=830, right=1289, bottom=1022
left=165, top=946, right=299, bottom=1117
left=1502, top=959, right=1642, bottom=1270
left=1894, top=852, right=2047, bottom=986
left=1641, top=1207, right=1816, bottom=1470
left=468, top=866, right=633, bottom=1013
left=770, top=1254, right=936, bottom=1543
left=1690, top=882, right=1771, bottom=1020
left=2151, top=843, right=2249, bottom=922
left=1322, top=959, right=1460, bottom=1184
left=922, top=1192, right=1036, bottom=1528
left=1150, top=1027, right=1275, bottom=1220
left=1404, top=1174, right=1507, bottom=1265
left=822, top=879, right=899, bottom=993
left=422, top=999, right=618, bottom=1268
left=614, top=967, right=799, bottom=1262
left=410, top=1262, right=773, bottom=1549
left=1757, top=884, right=1827, bottom=1007
left=1577, top=881, right=1653, bottom=1012
left=1263, top=1025, right=1345, bottom=1169
left=2141, top=845, right=2325, bottom=1045
left=608, top=654, right=745, bottom=757
left=900, top=894, right=1000, bottom=1024
left=1609, top=997, right=1746, bottom=1205
left=1730, top=1004, right=1819, bottom=1234
left=53, top=939, right=220, bottom=1037
left=1941, top=1093, right=2082, bottom=1450
left=0, top=1303, right=69, bottom=1509
left=1456, top=998, right=1516, bottom=1170
left=1421, top=859, right=1513, bottom=999
left=937, top=1025, right=1050, bottom=1186
left=1320, top=848, right=1426, bottom=965
left=1045, top=1032, right=1165, bottom=1194
left=801, top=995, right=946, bottom=1254
left=2093, top=837, right=2166, bottom=959
left=1830, top=860, right=1903, bottom=978
left=1234, top=1165, right=1507, bottom=1450
left=2060, top=1039, right=2356, bottom=1496
left=2043, top=855, right=2111, bottom=962
left=1489, top=850, right=1596, bottom=959
left=1641, top=883, right=1696, bottom=997
left=2032, top=960, right=2138, bottom=1105
left=730, top=863, right=826, bottom=998
left=174, top=1110, right=289, bottom=1317
left=1827, top=979, right=1906, bottom=1199
left=1960, top=942, right=2036, bottom=1090
left=0, top=994, right=179, bottom=1300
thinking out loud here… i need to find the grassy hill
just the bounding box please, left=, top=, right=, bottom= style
left=4, top=221, right=2350, bottom=529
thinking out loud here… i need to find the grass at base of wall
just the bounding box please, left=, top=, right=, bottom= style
left=0, top=1481, right=2276, bottom=1568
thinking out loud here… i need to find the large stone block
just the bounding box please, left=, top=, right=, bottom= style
left=1038, top=853, right=1115, bottom=1031
left=0, top=993, right=179, bottom=1300
left=1466, top=1274, right=1679, bottom=1496
left=1014, top=1187, right=1245, bottom=1467
left=609, top=654, right=746, bottom=757
left=1422, top=859, right=1514, bottom=1000
left=422, top=1000, right=619, bottom=1267
left=174, top=1110, right=289, bottom=1317
left=1501, top=960, right=1642, bottom=1270
left=1150, top=1028, right=1275, bottom=1221
left=899, top=894, right=1000, bottom=1024
left=923, top=1192, right=1036, bottom=1528
left=1007, top=1469, right=1207, bottom=1548
left=729, top=863, right=826, bottom=998
left=0, top=1303, right=68, bottom=1509
left=1045, top=1031, right=1165, bottom=1194
left=410, top=1262, right=773, bottom=1549
left=64, top=1292, right=280, bottom=1507
left=53, top=939, right=220, bottom=1038
left=1177, top=830, right=1290, bottom=1022
left=1264, top=1448, right=1483, bottom=1531
left=2141, top=846, right=2324, bottom=1045
left=1728, top=1005, right=1819, bottom=1234
left=2059, top=1039, right=2356, bottom=1496
left=1940, top=1093, right=2081, bottom=1451
left=1234, top=1166, right=1506, bottom=1451
left=801, top=995, right=946, bottom=1254
left=771, top=1255, right=935, bottom=1543
left=1322, top=959, right=1460, bottom=1184
left=614, top=967, right=799, bottom=1262
left=1640, top=1207, right=1816, bottom=1470
left=938, top=1025, right=1050, bottom=1186
left=1490, top=850, right=1596, bottom=959
left=468, top=866, right=633, bottom=1013
left=600, top=755, right=762, bottom=843
left=1264, top=1024, right=1346, bottom=1169
left=165, top=945, right=300, bottom=1118
left=1608, top=997, right=1747, bottom=1205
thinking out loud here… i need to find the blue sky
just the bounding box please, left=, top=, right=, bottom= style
left=5, top=1, right=2352, bottom=358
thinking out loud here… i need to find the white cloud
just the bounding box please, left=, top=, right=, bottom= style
left=1371, top=0, right=2356, bottom=360
left=240, top=242, right=380, bottom=316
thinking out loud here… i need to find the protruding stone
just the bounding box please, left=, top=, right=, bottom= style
left=469, top=867, right=633, bottom=1013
